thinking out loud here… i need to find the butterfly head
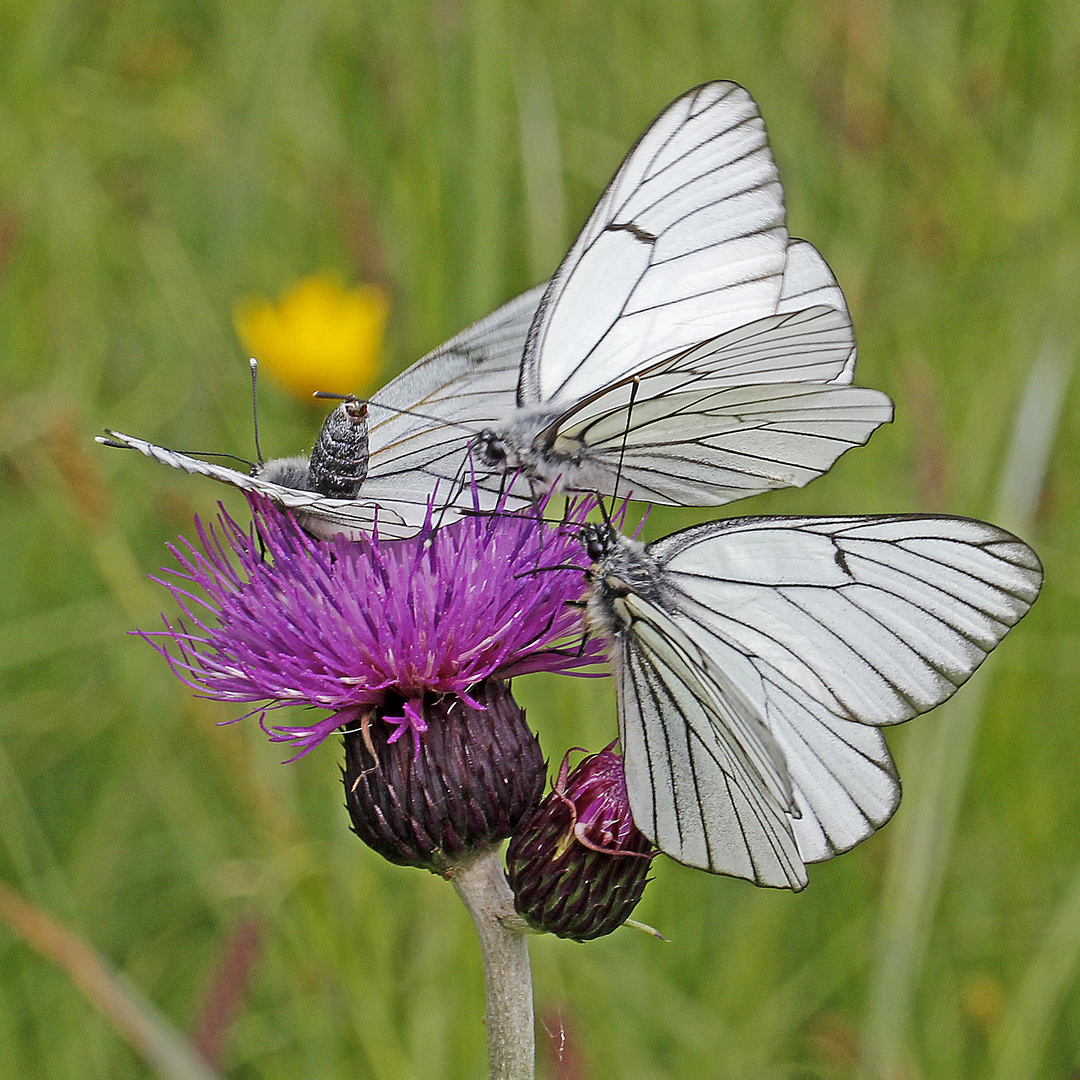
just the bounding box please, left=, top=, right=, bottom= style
left=581, top=521, right=616, bottom=565
left=472, top=428, right=515, bottom=472
left=583, top=524, right=666, bottom=620
left=472, top=410, right=587, bottom=500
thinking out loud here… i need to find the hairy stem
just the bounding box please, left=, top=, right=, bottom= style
left=452, top=849, right=534, bottom=1080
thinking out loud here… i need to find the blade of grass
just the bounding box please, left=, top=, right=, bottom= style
left=0, top=598, right=124, bottom=674
left=0, top=880, right=224, bottom=1080
left=511, top=24, right=566, bottom=284
left=990, top=858, right=1080, bottom=1080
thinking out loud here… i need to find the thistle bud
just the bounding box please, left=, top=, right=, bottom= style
left=343, top=679, right=546, bottom=875
left=506, top=746, right=654, bottom=941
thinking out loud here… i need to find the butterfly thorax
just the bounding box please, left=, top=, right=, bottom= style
left=257, top=456, right=313, bottom=489
left=475, top=405, right=590, bottom=493
left=583, top=526, right=668, bottom=639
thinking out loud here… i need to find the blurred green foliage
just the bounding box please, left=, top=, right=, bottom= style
left=1, top=1, right=1078, bottom=1077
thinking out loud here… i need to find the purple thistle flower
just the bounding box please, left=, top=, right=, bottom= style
left=144, top=494, right=605, bottom=756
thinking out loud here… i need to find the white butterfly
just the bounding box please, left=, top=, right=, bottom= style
left=98, top=285, right=545, bottom=539
left=102, top=81, right=890, bottom=535
left=471, top=81, right=894, bottom=505
left=583, top=515, right=1042, bottom=888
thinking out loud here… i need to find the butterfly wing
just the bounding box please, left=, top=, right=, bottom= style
left=776, top=239, right=856, bottom=383
left=365, top=284, right=545, bottom=482
left=777, top=240, right=848, bottom=316
left=606, top=587, right=808, bottom=887
left=519, top=81, right=789, bottom=406
left=560, top=382, right=893, bottom=505
left=352, top=284, right=546, bottom=519
left=96, top=430, right=388, bottom=537
left=648, top=515, right=1042, bottom=860
left=485, top=86, right=874, bottom=509
left=548, top=307, right=892, bottom=504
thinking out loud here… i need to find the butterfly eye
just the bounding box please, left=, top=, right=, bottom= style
left=476, top=433, right=507, bottom=466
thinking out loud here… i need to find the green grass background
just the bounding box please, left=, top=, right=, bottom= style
left=1, top=1, right=1078, bottom=1077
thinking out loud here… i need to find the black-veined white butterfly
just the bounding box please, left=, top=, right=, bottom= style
left=583, top=514, right=1042, bottom=888
left=101, top=81, right=890, bottom=534
left=470, top=81, right=893, bottom=505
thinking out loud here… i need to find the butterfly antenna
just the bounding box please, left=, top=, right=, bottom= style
left=250, top=358, right=265, bottom=466
left=596, top=494, right=614, bottom=530
left=312, top=391, right=482, bottom=437
left=611, top=376, right=640, bottom=502
left=513, top=562, right=587, bottom=579
left=580, top=375, right=640, bottom=538
left=197, top=451, right=258, bottom=469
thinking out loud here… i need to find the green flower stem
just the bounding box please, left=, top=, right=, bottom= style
left=452, top=849, right=534, bottom=1080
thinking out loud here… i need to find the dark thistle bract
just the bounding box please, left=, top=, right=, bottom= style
left=507, top=745, right=655, bottom=941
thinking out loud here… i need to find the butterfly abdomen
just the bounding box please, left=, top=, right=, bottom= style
left=306, top=398, right=370, bottom=498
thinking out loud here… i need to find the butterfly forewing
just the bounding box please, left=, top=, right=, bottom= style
left=775, top=239, right=856, bottom=382
left=96, top=430, right=390, bottom=537
left=366, top=284, right=545, bottom=469
left=653, top=515, right=1042, bottom=724
left=520, top=82, right=789, bottom=406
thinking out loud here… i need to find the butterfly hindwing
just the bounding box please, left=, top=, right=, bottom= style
left=589, top=515, right=1040, bottom=883
left=549, top=307, right=893, bottom=504
left=608, top=590, right=807, bottom=888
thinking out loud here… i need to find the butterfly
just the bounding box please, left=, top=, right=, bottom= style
left=470, top=80, right=894, bottom=506
left=98, top=285, right=545, bottom=539
left=582, top=514, right=1042, bottom=888
left=102, top=81, right=890, bottom=536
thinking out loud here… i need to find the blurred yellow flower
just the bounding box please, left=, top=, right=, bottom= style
left=233, top=274, right=390, bottom=401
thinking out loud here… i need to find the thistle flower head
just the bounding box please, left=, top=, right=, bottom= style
left=342, top=681, right=546, bottom=874
left=145, top=495, right=603, bottom=756
left=506, top=745, right=655, bottom=941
